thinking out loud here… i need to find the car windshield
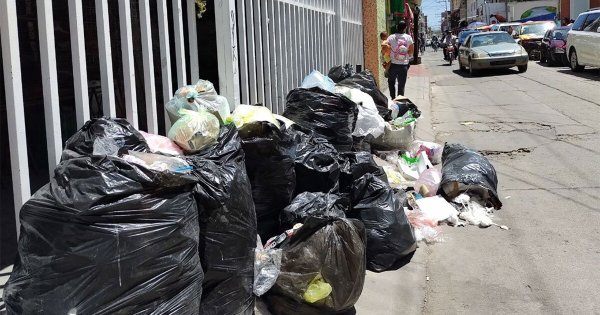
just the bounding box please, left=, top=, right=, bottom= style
left=470, top=33, right=515, bottom=47
left=521, top=23, right=554, bottom=36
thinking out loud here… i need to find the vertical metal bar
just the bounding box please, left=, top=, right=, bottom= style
left=36, top=0, right=62, bottom=174
left=68, top=0, right=90, bottom=128
left=333, top=0, right=343, bottom=65
left=245, top=0, right=258, bottom=103
left=260, top=0, right=272, bottom=110
left=157, top=0, right=173, bottom=132
left=214, top=0, right=241, bottom=107
left=0, top=0, right=31, bottom=236
left=287, top=5, right=298, bottom=90
left=274, top=1, right=285, bottom=112
left=254, top=0, right=265, bottom=104
left=139, top=0, right=158, bottom=133
left=187, top=0, right=199, bottom=82
left=118, top=0, right=138, bottom=128
left=173, top=0, right=187, bottom=87
left=95, top=0, right=116, bottom=117
left=284, top=3, right=292, bottom=95
left=301, top=7, right=308, bottom=76
left=236, top=0, right=249, bottom=104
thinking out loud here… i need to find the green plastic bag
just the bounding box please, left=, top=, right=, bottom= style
left=303, top=273, right=332, bottom=303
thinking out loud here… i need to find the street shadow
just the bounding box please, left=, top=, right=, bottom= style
left=557, top=68, right=600, bottom=81
left=452, top=68, right=520, bottom=78
left=536, top=61, right=569, bottom=68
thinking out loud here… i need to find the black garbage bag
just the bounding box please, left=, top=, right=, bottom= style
left=293, top=135, right=340, bottom=196
left=328, top=64, right=355, bottom=83
left=3, top=156, right=202, bottom=315
left=338, top=151, right=386, bottom=195
left=185, top=125, right=257, bottom=315
left=349, top=174, right=417, bottom=272
left=337, top=71, right=392, bottom=121
left=284, top=87, right=359, bottom=151
left=280, top=192, right=349, bottom=230
left=239, top=121, right=296, bottom=241
left=62, top=117, right=149, bottom=160
left=265, top=217, right=366, bottom=315
left=393, top=98, right=421, bottom=119
left=438, top=143, right=502, bottom=209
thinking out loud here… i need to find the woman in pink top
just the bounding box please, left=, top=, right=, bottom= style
left=382, top=21, right=414, bottom=99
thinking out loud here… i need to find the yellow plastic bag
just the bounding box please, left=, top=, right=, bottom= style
left=303, top=273, right=332, bottom=303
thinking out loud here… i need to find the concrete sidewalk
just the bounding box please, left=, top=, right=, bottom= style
left=354, top=63, right=434, bottom=315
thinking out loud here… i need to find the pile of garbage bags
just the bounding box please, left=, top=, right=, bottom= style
left=4, top=64, right=505, bottom=314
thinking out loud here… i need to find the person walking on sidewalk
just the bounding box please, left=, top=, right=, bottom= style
left=382, top=21, right=414, bottom=99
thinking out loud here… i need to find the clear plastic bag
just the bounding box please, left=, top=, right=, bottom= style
left=254, top=238, right=282, bottom=297
left=414, top=167, right=442, bottom=197
left=167, top=109, right=220, bottom=153
left=122, top=151, right=191, bottom=173
left=301, top=70, right=335, bottom=92
left=166, top=80, right=231, bottom=124
left=139, top=131, right=183, bottom=156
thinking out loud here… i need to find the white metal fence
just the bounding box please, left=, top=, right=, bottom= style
left=0, top=0, right=363, bottom=244
left=0, top=0, right=202, bottom=237
left=229, top=0, right=364, bottom=113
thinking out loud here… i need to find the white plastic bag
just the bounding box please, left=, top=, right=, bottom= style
left=301, top=70, right=335, bottom=92
left=335, top=86, right=386, bottom=138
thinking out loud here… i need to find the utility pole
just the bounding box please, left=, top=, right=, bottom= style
left=505, top=0, right=509, bottom=22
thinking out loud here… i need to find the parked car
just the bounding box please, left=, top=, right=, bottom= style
left=566, top=8, right=600, bottom=71
left=518, top=21, right=557, bottom=60
left=541, top=26, right=570, bottom=66
left=457, top=29, right=479, bottom=49
left=491, top=22, right=522, bottom=36
left=458, top=31, right=529, bottom=75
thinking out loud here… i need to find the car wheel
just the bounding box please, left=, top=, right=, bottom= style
left=459, top=60, right=466, bottom=72
left=540, top=50, right=547, bottom=63
left=548, top=52, right=557, bottom=66
left=469, top=59, right=477, bottom=76
left=570, top=49, right=585, bottom=72
left=518, top=64, right=528, bottom=73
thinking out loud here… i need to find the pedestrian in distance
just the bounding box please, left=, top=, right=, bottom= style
left=380, top=31, right=392, bottom=78
left=382, top=21, right=414, bottom=99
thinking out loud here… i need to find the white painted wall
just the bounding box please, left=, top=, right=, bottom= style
left=571, top=1, right=589, bottom=19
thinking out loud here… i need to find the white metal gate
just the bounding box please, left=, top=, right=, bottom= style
left=228, top=0, right=364, bottom=113
left=0, top=0, right=202, bottom=237
left=0, top=0, right=364, bottom=246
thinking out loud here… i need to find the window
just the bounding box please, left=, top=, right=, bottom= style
left=582, top=13, right=600, bottom=30
left=571, top=14, right=587, bottom=31
left=583, top=15, right=600, bottom=32
left=465, top=36, right=472, bottom=48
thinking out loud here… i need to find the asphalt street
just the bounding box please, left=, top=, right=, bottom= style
left=419, top=51, right=599, bottom=314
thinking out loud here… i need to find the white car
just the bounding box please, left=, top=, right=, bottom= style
left=567, top=9, right=600, bottom=71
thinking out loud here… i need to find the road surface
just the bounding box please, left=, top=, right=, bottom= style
left=419, top=50, right=600, bottom=314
